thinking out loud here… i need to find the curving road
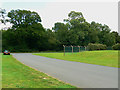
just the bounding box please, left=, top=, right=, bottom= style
left=12, top=53, right=118, bottom=88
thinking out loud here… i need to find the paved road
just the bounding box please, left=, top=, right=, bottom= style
left=12, top=53, right=118, bottom=88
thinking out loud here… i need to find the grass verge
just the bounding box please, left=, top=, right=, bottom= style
left=33, top=50, right=118, bottom=68
left=2, top=55, right=76, bottom=88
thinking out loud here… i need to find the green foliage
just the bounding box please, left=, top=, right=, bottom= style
left=53, top=22, right=70, bottom=46
left=0, top=8, right=6, bottom=24
left=112, top=43, right=120, bottom=50
left=46, top=29, right=59, bottom=51
left=8, top=9, right=41, bottom=28
left=87, top=43, right=107, bottom=51
left=2, top=23, right=47, bottom=52
left=64, top=11, right=86, bottom=26
left=2, top=9, right=120, bottom=52
left=111, top=31, right=120, bottom=43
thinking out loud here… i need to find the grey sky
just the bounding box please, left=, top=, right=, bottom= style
left=1, top=1, right=118, bottom=32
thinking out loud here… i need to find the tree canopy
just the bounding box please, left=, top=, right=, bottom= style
left=1, top=10, right=120, bottom=52
left=8, top=9, right=41, bottom=28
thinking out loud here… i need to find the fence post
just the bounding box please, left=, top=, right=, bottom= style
left=63, top=45, right=65, bottom=56
left=71, top=45, right=73, bottom=54
left=78, top=46, right=80, bottom=52
left=85, top=46, right=86, bottom=51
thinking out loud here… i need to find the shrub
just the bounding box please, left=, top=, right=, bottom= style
left=112, top=43, right=120, bottom=50
left=87, top=43, right=107, bottom=51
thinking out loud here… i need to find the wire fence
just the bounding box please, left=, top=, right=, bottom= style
left=63, top=45, right=113, bottom=56
left=63, top=45, right=87, bottom=56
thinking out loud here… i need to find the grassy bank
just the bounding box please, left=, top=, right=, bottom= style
left=33, top=50, right=118, bottom=68
left=2, top=55, right=76, bottom=88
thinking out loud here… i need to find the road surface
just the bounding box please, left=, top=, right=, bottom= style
left=12, top=53, right=118, bottom=88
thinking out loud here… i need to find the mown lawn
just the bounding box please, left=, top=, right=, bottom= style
left=33, top=50, right=119, bottom=68
left=2, top=55, right=76, bottom=88
left=0, top=54, right=2, bottom=89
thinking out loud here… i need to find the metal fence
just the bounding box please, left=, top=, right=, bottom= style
left=63, top=45, right=87, bottom=56
left=63, top=45, right=113, bottom=56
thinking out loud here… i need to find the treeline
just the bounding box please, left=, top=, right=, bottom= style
left=1, top=9, right=120, bottom=52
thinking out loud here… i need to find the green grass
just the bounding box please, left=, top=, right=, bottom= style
left=33, top=50, right=119, bottom=68
left=0, top=54, right=2, bottom=89
left=2, top=55, right=76, bottom=88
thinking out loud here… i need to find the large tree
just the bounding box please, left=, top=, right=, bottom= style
left=64, top=11, right=85, bottom=23
left=2, top=9, right=47, bottom=52
left=52, top=22, right=70, bottom=45
left=63, top=11, right=89, bottom=46
left=2, top=9, right=120, bottom=52
left=8, top=9, right=41, bottom=28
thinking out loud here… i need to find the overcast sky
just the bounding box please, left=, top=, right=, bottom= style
left=0, top=0, right=118, bottom=32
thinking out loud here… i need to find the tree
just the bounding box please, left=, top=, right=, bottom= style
left=96, top=24, right=115, bottom=46
left=26, top=23, right=46, bottom=50
left=0, top=8, right=6, bottom=24
left=2, top=29, right=17, bottom=51
left=8, top=9, right=41, bottom=28
left=53, top=22, right=70, bottom=45
left=88, top=21, right=101, bottom=43
left=103, top=33, right=116, bottom=46
left=88, top=21, right=115, bottom=46
left=2, top=9, right=47, bottom=52
left=45, top=29, right=59, bottom=50
left=111, top=31, right=120, bottom=43
left=64, top=11, right=85, bottom=23
left=64, top=11, right=86, bottom=29
left=3, top=9, right=118, bottom=52
left=63, top=11, right=90, bottom=46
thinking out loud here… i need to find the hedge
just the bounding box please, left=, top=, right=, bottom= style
left=87, top=43, right=107, bottom=51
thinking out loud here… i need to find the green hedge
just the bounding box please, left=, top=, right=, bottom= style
left=112, top=43, right=120, bottom=50
left=87, top=43, right=107, bottom=51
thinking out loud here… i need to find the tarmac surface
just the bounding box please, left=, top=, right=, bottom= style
left=12, top=53, right=118, bottom=88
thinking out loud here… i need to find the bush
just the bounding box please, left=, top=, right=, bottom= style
left=112, top=43, right=120, bottom=50
left=87, top=43, right=107, bottom=51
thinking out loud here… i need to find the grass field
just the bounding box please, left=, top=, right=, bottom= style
left=33, top=50, right=119, bottom=68
left=2, top=55, right=76, bottom=88
left=0, top=54, right=2, bottom=89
